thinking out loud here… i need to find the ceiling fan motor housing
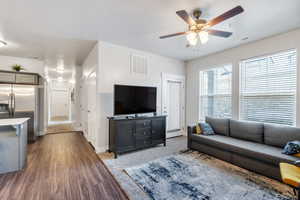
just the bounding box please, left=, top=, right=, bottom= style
left=193, top=9, right=202, bottom=19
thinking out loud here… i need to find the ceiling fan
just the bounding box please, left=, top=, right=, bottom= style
left=160, top=6, right=244, bottom=47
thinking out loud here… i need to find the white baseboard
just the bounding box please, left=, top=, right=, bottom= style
left=95, top=146, right=108, bottom=154
left=166, top=130, right=183, bottom=138
left=38, top=129, right=46, bottom=136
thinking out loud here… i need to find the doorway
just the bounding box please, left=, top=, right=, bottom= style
left=50, top=90, right=69, bottom=121
left=162, top=73, right=185, bottom=138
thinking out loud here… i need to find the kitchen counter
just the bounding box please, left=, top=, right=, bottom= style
left=0, top=118, right=30, bottom=127
left=0, top=118, right=29, bottom=174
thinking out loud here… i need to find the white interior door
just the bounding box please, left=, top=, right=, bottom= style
left=87, top=71, right=97, bottom=146
left=162, top=73, right=185, bottom=138
left=167, top=81, right=181, bottom=131
left=80, top=81, right=89, bottom=139
left=51, top=90, right=69, bottom=118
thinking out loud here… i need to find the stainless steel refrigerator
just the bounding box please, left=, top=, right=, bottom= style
left=0, top=84, right=42, bottom=142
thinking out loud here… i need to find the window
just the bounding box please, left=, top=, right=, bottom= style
left=199, top=65, right=232, bottom=121
left=240, top=49, right=297, bottom=126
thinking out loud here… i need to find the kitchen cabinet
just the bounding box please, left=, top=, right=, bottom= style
left=0, top=70, right=39, bottom=85
left=15, top=73, right=39, bottom=85
left=0, top=71, right=15, bottom=83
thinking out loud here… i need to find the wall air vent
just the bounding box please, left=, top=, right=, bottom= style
left=130, top=54, right=148, bottom=76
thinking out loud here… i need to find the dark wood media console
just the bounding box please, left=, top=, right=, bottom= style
left=108, top=115, right=166, bottom=158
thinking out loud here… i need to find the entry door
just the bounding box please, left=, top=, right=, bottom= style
left=51, top=90, right=69, bottom=119
left=162, top=73, right=185, bottom=138
left=167, top=81, right=181, bottom=131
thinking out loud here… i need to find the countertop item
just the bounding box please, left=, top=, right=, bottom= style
left=0, top=118, right=30, bottom=126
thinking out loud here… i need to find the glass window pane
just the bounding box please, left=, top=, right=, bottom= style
left=199, top=65, right=232, bottom=121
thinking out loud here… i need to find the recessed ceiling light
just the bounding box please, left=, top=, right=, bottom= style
left=0, top=40, right=7, bottom=47
left=69, top=79, right=75, bottom=84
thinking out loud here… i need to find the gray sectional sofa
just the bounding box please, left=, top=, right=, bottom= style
left=187, top=117, right=300, bottom=181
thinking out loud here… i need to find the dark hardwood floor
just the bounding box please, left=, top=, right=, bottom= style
left=0, top=132, right=128, bottom=200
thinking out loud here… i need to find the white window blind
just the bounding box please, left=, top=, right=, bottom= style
left=240, top=49, right=297, bottom=126
left=199, top=65, right=232, bottom=121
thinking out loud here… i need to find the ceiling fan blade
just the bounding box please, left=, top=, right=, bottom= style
left=176, top=10, right=196, bottom=25
left=206, top=29, right=233, bottom=38
left=205, top=6, right=244, bottom=28
left=159, top=32, right=187, bottom=39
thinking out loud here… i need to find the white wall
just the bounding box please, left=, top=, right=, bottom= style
left=0, top=55, right=44, bottom=76
left=186, top=28, right=300, bottom=127
left=73, top=65, right=82, bottom=127
left=95, top=41, right=185, bottom=152
left=80, top=44, right=98, bottom=144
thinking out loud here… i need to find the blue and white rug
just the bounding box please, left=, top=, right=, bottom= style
left=125, top=154, right=291, bottom=200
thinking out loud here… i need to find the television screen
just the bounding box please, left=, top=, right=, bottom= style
left=114, top=85, right=157, bottom=115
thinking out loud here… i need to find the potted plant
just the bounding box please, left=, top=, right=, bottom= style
left=12, top=64, right=24, bottom=72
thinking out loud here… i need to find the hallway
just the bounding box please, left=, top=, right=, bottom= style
left=0, top=132, right=128, bottom=200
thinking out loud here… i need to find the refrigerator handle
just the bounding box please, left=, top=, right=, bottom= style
left=9, top=92, right=13, bottom=117
left=12, top=93, right=15, bottom=116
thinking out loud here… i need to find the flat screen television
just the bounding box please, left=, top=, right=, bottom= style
left=114, top=84, right=157, bottom=115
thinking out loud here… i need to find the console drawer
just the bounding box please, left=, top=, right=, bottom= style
left=135, top=128, right=151, bottom=139
left=136, top=120, right=151, bottom=129
left=136, top=139, right=151, bottom=148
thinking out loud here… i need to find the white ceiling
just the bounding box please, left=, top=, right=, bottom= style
left=0, top=0, right=300, bottom=64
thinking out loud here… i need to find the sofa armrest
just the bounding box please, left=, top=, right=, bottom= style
left=187, top=125, right=197, bottom=149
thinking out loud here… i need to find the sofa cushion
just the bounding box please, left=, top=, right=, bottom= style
left=205, top=117, right=230, bottom=136
left=230, top=120, right=264, bottom=143
left=199, top=123, right=215, bottom=135
left=191, top=134, right=298, bottom=166
left=282, top=141, right=300, bottom=155
left=264, top=123, right=300, bottom=148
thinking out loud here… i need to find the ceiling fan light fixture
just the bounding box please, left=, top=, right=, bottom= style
left=199, top=31, right=209, bottom=44
left=186, top=32, right=198, bottom=46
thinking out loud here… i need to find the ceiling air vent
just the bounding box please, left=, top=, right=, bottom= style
left=130, top=54, right=148, bottom=76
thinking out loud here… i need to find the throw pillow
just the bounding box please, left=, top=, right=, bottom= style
left=282, top=141, right=300, bottom=155
left=199, top=123, right=215, bottom=135
left=195, top=124, right=202, bottom=134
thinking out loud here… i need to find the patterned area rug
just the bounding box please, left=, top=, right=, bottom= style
left=125, top=153, right=293, bottom=200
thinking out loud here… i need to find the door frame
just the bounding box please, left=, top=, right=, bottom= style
left=161, top=73, right=185, bottom=138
